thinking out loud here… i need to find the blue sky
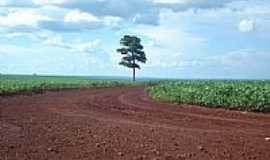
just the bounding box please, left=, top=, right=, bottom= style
left=0, top=0, right=270, bottom=79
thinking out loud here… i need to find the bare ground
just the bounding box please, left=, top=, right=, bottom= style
left=0, top=86, right=270, bottom=160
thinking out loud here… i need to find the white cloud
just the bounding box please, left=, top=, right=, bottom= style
left=35, top=32, right=101, bottom=54
left=28, top=0, right=235, bottom=26
left=103, top=16, right=122, bottom=29
left=0, top=10, right=50, bottom=27
left=72, top=40, right=100, bottom=53
left=5, top=32, right=30, bottom=38
left=238, top=19, right=255, bottom=32
left=131, top=23, right=206, bottom=68
left=134, top=25, right=206, bottom=49
left=42, top=34, right=64, bottom=46
left=64, top=10, right=100, bottom=23
left=37, top=9, right=122, bottom=32
left=195, top=49, right=270, bottom=78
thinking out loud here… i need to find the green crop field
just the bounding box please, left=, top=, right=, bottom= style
left=146, top=80, right=270, bottom=112
left=2, top=75, right=270, bottom=112
left=0, top=75, right=135, bottom=95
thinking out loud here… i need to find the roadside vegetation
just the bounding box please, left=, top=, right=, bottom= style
left=146, top=80, right=270, bottom=112
left=0, top=75, right=136, bottom=95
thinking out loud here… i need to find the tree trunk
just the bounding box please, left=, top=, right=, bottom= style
left=132, top=50, right=136, bottom=82
left=133, top=67, right=135, bottom=82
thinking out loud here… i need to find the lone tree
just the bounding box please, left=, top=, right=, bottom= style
left=117, top=35, right=147, bottom=81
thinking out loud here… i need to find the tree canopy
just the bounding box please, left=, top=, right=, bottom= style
left=117, top=35, right=147, bottom=81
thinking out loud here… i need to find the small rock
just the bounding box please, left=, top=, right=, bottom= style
left=93, top=134, right=98, bottom=138
left=153, top=149, right=160, bottom=155
left=198, top=145, right=204, bottom=151
left=95, top=143, right=101, bottom=148
left=118, top=152, right=124, bottom=156
left=101, top=141, right=106, bottom=145
left=187, top=153, right=193, bottom=158
left=265, top=137, right=270, bottom=141
left=47, top=147, right=58, bottom=153
left=103, top=147, right=108, bottom=152
left=241, top=111, right=248, bottom=114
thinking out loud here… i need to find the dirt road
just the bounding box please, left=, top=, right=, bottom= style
left=1, top=87, right=270, bottom=160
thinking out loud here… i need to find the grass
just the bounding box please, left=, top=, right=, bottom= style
left=146, top=80, right=270, bottom=112
left=0, top=75, right=136, bottom=95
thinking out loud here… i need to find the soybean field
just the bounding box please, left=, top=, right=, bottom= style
left=146, top=80, right=270, bottom=112
left=0, top=75, right=134, bottom=95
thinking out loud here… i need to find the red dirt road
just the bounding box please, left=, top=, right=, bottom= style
left=1, top=87, right=270, bottom=160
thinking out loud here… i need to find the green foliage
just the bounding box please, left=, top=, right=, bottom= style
left=146, top=80, right=270, bottom=112
left=0, top=75, right=135, bottom=95
left=117, top=35, right=147, bottom=81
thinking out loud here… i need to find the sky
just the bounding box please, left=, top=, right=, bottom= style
left=0, top=0, right=270, bottom=79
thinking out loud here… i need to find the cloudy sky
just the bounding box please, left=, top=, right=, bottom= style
left=0, top=0, right=269, bottom=79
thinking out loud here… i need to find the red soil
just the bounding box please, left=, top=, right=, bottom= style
left=1, top=87, right=270, bottom=160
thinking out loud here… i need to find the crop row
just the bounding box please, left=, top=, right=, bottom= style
left=146, top=80, right=270, bottom=112
left=0, top=75, right=134, bottom=95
